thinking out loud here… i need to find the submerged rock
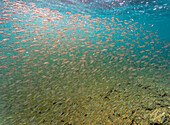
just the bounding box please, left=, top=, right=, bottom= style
left=149, top=108, right=167, bottom=124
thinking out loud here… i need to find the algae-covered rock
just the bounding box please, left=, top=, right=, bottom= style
left=149, top=108, right=167, bottom=124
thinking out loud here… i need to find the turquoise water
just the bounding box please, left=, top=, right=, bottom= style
left=0, top=0, right=169, bottom=124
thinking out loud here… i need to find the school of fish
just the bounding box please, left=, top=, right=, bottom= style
left=0, top=0, right=169, bottom=124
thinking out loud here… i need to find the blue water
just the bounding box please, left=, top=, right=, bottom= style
left=30, top=0, right=170, bottom=41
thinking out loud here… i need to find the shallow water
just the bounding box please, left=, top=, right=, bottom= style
left=0, top=0, right=169, bottom=124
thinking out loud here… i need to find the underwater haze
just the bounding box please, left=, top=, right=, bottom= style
left=0, top=0, right=170, bottom=124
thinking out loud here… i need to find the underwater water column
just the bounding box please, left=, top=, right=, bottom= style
left=0, top=0, right=169, bottom=124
